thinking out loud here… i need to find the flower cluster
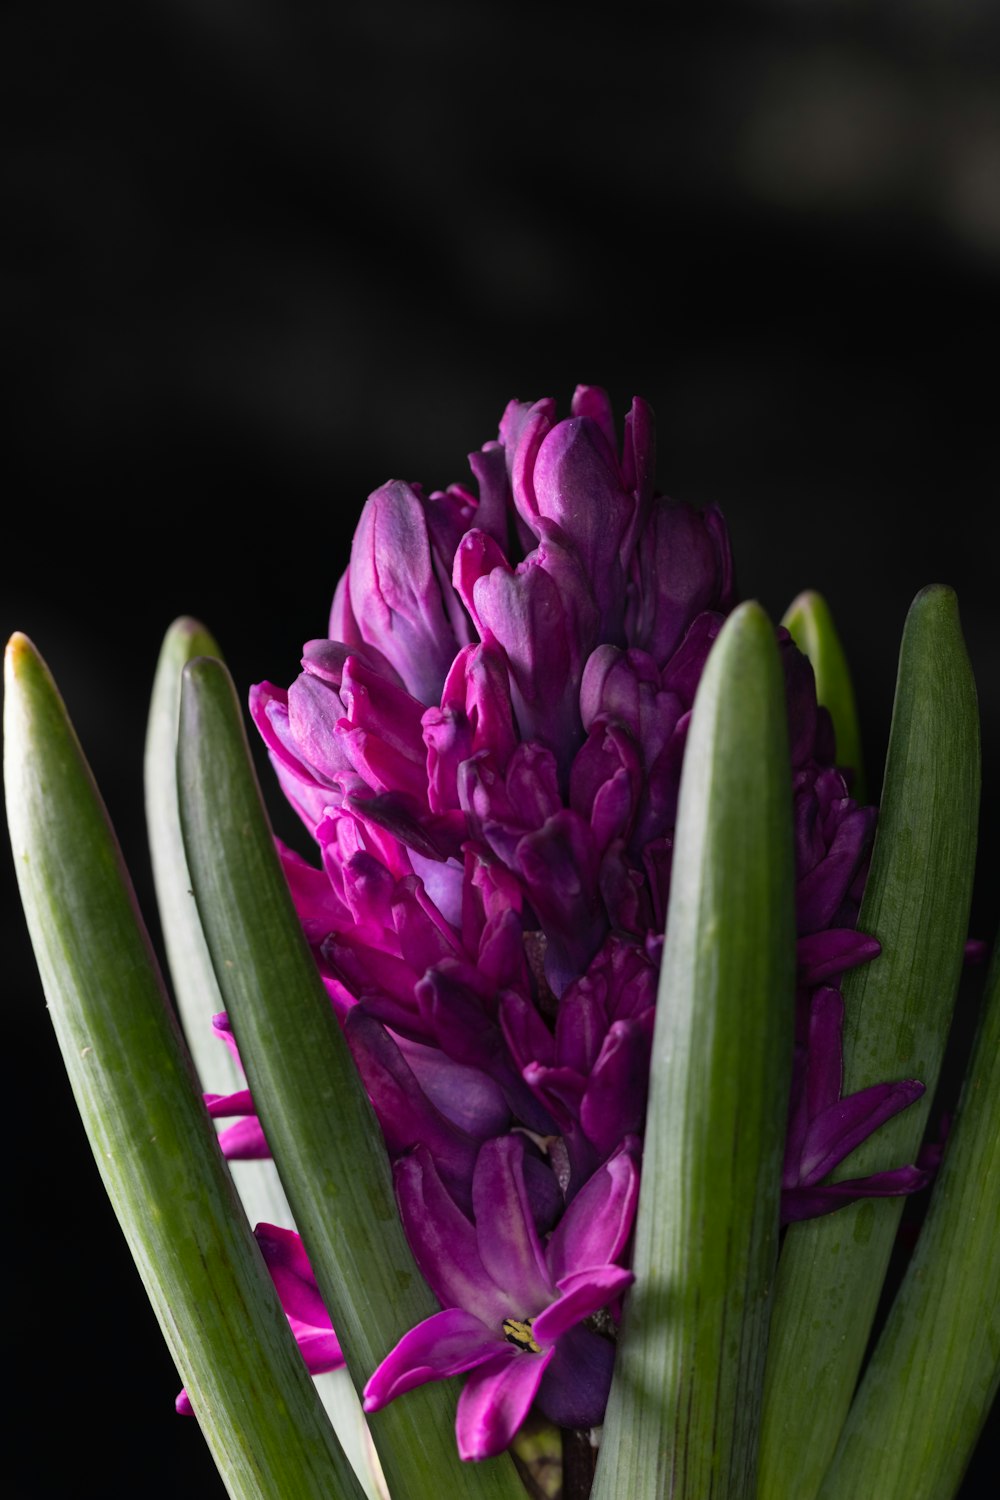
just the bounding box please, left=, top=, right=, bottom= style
left=205, top=387, right=930, bottom=1460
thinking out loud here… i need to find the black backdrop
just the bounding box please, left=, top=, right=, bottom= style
left=3, top=3, right=998, bottom=1495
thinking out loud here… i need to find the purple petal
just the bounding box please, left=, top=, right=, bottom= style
left=660, top=612, right=724, bottom=703
left=217, top=1116, right=270, bottom=1159
left=416, top=966, right=555, bottom=1134
left=349, top=479, right=459, bottom=704
left=254, top=1223, right=332, bottom=1330
left=535, top=1322, right=616, bottom=1430
left=532, top=1266, right=635, bottom=1344
left=803, top=986, right=845, bottom=1120
left=363, top=1308, right=501, bottom=1411
left=782, top=1164, right=932, bottom=1223
left=344, top=1010, right=479, bottom=1201
left=553, top=985, right=605, bottom=1076
left=500, top=396, right=556, bottom=529
left=455, top=1347, right=555, bottom=1460
left=285, top=671, right=352, bottom=783
left=796, top=928, right=881, bottom=986
left=522, top=1061, right=587, bottom=1133
left=796, top=806, right=877, bottom=933
left=515, top=809, right=604, bottom=988
left=569, top=722, right=641, bottom=853
left=570, top=383, right=618, bottom=453
left=302, top=635, right=404, bottom=692
left=532, top=416, right=633, bottom=634
left=340, top=654, right=427, bottom=754
left=621, top=395, right=655, bottom=513
left=472, top=1136, right=553, bottom=1311
left=295, top=1328, right=346, bottom=1375
left=394, top=1147, right=506, bottom=1325
left=547, top=1138, right=640, bottom=1282
left=473, top=537, right=598, bottom=759
left=399, top=1036, right=511, bottom=1139
left=579, top=1020, right=650, bottom=1159
left=466, top=440, right=511, bottom=549
left=204, top=1088, right=255, bottom=1118
left=625, top=503, right=730, bottom=666
left=499, top=990, right=557, bottom=1073
left=798, top=1079, right=926, bottom=1186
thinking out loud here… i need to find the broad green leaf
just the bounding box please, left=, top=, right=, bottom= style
left=592, top=601, right=796, bottom=1500
left=4, top=633, right=363, bottom=1500
left=177, top=653, right=526, bottom=1500
left=757, top=585, right=980, bottom=1500
left=816, top=934, right=1000, bottom=1500
left=782, top=589, right=867, bottom=804
left=145, top=619, right=387, bottom=1500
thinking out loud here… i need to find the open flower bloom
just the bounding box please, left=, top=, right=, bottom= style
left=364, top=1134, right=639, bottom=1459
left=228, top=386, right=930, bottom=1456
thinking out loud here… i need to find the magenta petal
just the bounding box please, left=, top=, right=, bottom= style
left=472, top=1136, right=553, bottom=1310
left=363, top=1308, right=500, bottom=1411
left=796, top=928, right=881, bottom=986
left=344, top=1010, right=478, bottom=1198
left=400, top=1036, right=511, bottom=1139
left=175, top=1388, right=194, bottom=1416
left=782, top=1164, right=932, bottom=1223
left=205, top=1088, right=256, bottom=1117
left=547, top=1138, right=640, bottom=1283
left=294, top=1328, right=345, bottom=1374
left=798, top=1079, right=925, bottom=1186
left=455, top=1347, right=555, bottom=1460
left=254, top=1223, right=331, bottom=1329
left=535, top=1322, right=616, bottom=1430
left=394, top=1147, right=506, bottom=1325
left=804, top=986, right=845, bottom=1119
left=217, top=1116, right=270, bottom=1159
left=349, top=479, right=459, bottom=704
left=532, top=1266, right=634, bottom=1345
left=579, top=1021, right=649, bottom=1158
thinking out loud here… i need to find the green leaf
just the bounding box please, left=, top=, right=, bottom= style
left=145, top=617, right=235, bottom=1093
left=782, top=589, right=867, bottom=803
left=815, top=938, right=1000, bottom=1500
left=177, top=653, right=526, bottom=1500
left=592, top=602, right=797, bottom=1500
left=145, top=619, right=388, bottom=1500
left=757, top=585, right=980, bottom=1500
left=4, top=633, right=363, bottom=1500
left=145, top=618, right=300, bottom=1232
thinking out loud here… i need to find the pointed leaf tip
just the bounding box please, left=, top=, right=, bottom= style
left=5, top=630, right=37, bottom=681
left=781, top=588, right=866, bottom=800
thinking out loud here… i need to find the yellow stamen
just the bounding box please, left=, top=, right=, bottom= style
left=502, top=1317, right=541, bottom=1354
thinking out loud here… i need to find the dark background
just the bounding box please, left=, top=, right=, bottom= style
left=3, top=2, right=998, bottom=1494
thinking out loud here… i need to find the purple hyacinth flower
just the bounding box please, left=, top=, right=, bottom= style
left=363, top=1134, right=638, bottom=1459
left=237, top=385, right=936, bottom=1459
